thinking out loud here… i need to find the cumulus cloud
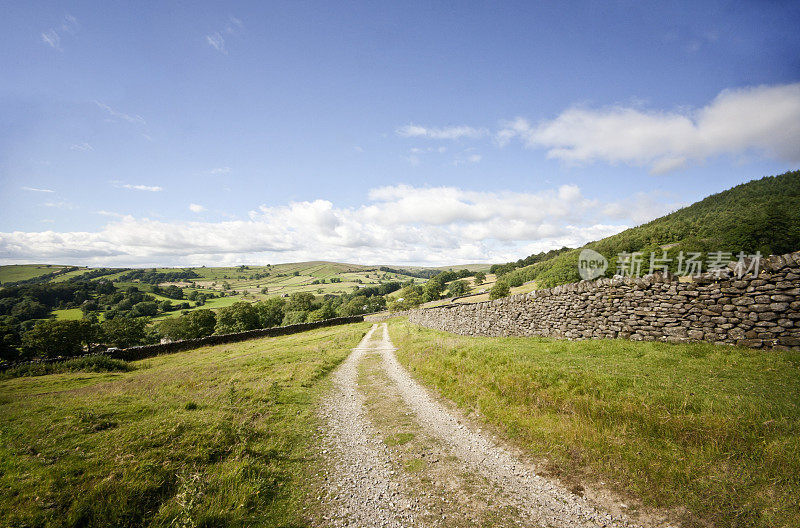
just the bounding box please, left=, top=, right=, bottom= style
left=189, top=203, right=206, bottom=213
left=121, top=184, right=162, bottom=192
left=497, top=83, right=800, bottom=173
left=397, top=124, right=487, bottom=140
left=0, top=184, right=677, bottom=267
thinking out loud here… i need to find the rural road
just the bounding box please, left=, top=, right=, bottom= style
left=317, top=323, right=668, bottom=527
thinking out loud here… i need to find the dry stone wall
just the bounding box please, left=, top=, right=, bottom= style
left=409, top=251, right=800, bottom=350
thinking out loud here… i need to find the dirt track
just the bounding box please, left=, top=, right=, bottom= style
left=317, top=323, right=672, bottom=527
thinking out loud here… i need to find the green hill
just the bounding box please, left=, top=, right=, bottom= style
left=497, top=170, right=800, bottom=289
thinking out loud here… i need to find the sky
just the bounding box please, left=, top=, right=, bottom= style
left=1, top=0, right=799, bottom=267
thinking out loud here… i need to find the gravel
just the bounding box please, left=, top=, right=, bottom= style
left=318, top=324, right=417, bottom=527
left=318, top=323, right=670, bottom=528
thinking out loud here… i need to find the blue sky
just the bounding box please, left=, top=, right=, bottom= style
left=1, top=1, right=799, bottom=266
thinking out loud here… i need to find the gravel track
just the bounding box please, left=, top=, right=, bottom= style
left=318, top=325, right=416, bottom=527
left=319, top=323, right=666, bottom=527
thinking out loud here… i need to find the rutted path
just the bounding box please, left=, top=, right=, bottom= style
left=317, top=323, right=666, bottom=527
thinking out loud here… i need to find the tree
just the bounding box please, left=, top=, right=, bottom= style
left=447, top=280, right=469, bottom=297
left=287, top=292, right=315, bottom=312
left=159, top=300, right=174, bottom=312
left=0, top=322, right=21, bottom=362
left=255, top=297, right=285, bottom=328
left=131, top=301, right=158, bottom=317
left=101, top=317, right=147, bottom=348
left=339, top=295, right=369, bottom=316
left=307, top=302, right=337, bottom=322
left=489, top=281, right=510, bottom=300
left=214, top=302, right=260, bottom=334
left=474, top=271, right=486, bottom=285
left=185, top=309, right=217, bottom=338
left=423, top=280, right=444, bottom=302
left=21, top=320, right=97, bottom=358
left=282, top=310, right=307, bottom=326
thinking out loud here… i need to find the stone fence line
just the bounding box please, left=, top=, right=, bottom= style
left=408, top=251, right=800, bottom=350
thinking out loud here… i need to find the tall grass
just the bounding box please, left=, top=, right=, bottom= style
left=0, top=322, right=370, bottom=527
left=388, top=319, right=800, bottom=528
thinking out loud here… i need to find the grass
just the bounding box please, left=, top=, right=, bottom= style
left=1, top=355, right=134, bottom=380
left=388, top=319, right=800, bottom=528
left=0, top=264, right=78, bottom=284
left=0, top=321, right=370, bottom=527
left=52, top=308, right=84, bottom=320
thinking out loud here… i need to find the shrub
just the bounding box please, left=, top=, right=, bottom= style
left=489, top=281, right=510, bottom=300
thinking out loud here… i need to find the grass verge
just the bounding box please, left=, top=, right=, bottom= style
left=388, top=318, right=800, bottom=528
left=0, top=321, right=370, bottom=527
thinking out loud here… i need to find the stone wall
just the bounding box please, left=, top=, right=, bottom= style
left=365, top=310, right=412, bottom=322
left=409, top=251, right=800, bottom=350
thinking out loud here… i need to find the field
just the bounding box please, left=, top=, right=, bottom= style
left=0, top=265, right=83, bottom=284
left=387, top=319, right=800, bottom=528
left=0, top=322, right=370, bottom=527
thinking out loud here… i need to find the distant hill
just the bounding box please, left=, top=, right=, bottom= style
left=497, top=170, right=800, bottom=289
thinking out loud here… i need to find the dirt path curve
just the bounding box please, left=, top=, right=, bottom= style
left=318, top=323, right=660, bottom=527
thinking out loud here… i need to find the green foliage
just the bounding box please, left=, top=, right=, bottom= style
left=101, top=317, right=147, bottom=348
left=214, top=302, right=260, bottom=334
left=307, top=302, right=337, bottom=322
left=502, top=171, right=800, bottom=289
left=489, top=281, right=510, bottom=299
left=20, top=319, right=98, bottom=359
left=159, top=309, right=217, bottom=341
left=281, top=310, right=307, bottom=326
left=286, top=292, right=315, bottom=312
left=255, top=297, right=285, bottom=328
left=447, top=280, right=470, bottom=297
left=473, top=271, right=486, bottom=285
left=1, top=355, right=133, bottom=379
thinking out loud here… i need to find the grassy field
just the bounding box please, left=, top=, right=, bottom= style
left=0, top=264, right=80, bottom=284
left=51, top=308, right=84, bottom=320
left=387, top=319, right=800, bottom=528
left=0, top=322, right=370, bottom=527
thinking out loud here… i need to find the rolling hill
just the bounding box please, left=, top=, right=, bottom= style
left=495, top=170, right=800, bottom=289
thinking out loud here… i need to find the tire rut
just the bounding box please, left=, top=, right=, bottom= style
left=318, top=323, right=672, bottom=528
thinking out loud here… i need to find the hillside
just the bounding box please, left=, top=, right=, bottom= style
left=496, top=170, right=800, bottom=289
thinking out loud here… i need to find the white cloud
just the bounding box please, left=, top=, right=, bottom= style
left=0, top=183, right=667, bottom=267
left=95, top=101, right=146, bottom=125
left=40, top=15, right=77, bottom=50
left=41, top=30, right=61, bottom=49
left=497, top=83, right=800, bottom=173
left=210, top=167, right=232, bottom=175
left=602, top=191, right=686, bottom=224
left=206, top=16, right=243, bottom=54
left=206, top=32, right=226, bottom=53
left=121, top=184, right=162, bottom=192
left=189, top=203, right=206, bottom=213
left=42, top=201, right=76, bottom=210
left=397, top=124, right=487, bottom=140
left=70, top=142, right=93, bottom=151
left=21, top=186, right=54, bottom=193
